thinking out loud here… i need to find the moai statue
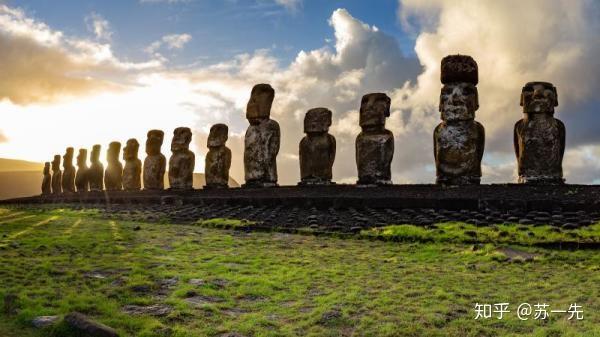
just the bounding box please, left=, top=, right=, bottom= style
left=143, top=130, right=166, bottom=190
left=51, top=155, right=62, bottom=194
left=169, top=127, right=195, bottom=190
left=433, top=54, right=485, bottom=185
left=299, top=108, right=336, bottom=185
left=356, top=93, right=394, bottom=185
left=104, top=142, right=123, bottom=191
left=123, top=138, right=142, bottom=191
left=243, top=83, right=280, bottom=187
left=204, top=124, right=231, bottom=189
left=41, top=162, right=51, bottom=195
left=88, top=145, right=104, bottom=191
left=61, top=147, right=76, bottom=193
left=514, top=82, right=565, bottom=184
left=75, top=149, right=89, bottom=192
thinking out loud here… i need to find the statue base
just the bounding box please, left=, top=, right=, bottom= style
left=436, top=176, right=481, bottom=186
left=242, top=181, right=278, bottom=188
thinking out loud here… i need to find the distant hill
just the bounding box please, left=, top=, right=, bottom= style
left=0, top=158, right=44, bottom=172
left=0, top=158, right=239, bottom=200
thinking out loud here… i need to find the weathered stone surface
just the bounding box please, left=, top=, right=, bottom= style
left=41, top=162, right=51, bottom=195
left=61, top=147, right=76, bottom=193
left=143, top=130, right=166, bottom=190
left=205, top=124, right=231, bottom=188
left=299, top=107, right=336, bottom=185
left=243, top=83, right=280, bottom=187
left=169, top=127, right=195, bottom=190
left=51, top=155, right=62, bottom=194
left=123, top=139, right=142, bottom=191
left=32, top=315, right=59, bottom=328
left=88, top=145, right=104, bottom=191
left=514, top=82, right=565, bottom=184
left=122, top=304, right=172, bottom=317
left=105, top=142, right=123, bottom=191
left=434, top=55, right=484, bottom=185
left=64, top=312, right=119, bottom=337
left=356, top=93, right=394, bottom=185
left=75, top=149, right=89, bottom=192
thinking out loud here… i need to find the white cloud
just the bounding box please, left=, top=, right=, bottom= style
left=85, top=12, right=112, bottom=41
left=274, top=0, right=302, bottom=12
left=145, top=33, right=192, bottom=55
left=0, top=5, right=164, bottom=105
left=162, top=33, right=192, bottom=49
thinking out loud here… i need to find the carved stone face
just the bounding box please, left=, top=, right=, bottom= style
left=208, top=124, right=228, bottom=148
left=304, top=108, right=332, bottom=134
left=107, top=142, right=121, bottom=164
left=146, top=130, right=164, bottom=156
left=359, top=93, right=390, bottom=129
left=63, top=147, right=74, bottom=168
left=521, top=82, right=557, bottom=115
left=44, top=162, right=50, bottom=175
left=172, top=127, right=192, bottom=152
left=124, top=139, right=139, bottom=161
left=77, top=149, right=87, bottom=167
left=246, top=84, right=274, bottom=125
left=52, top=155, right=61, bottom=171
left=91, top=145, right=101, bottom=163
left=439, top=82, right=478, bottom=121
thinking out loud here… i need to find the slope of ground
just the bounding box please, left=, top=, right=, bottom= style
left=0, top=207, right=598, bottom=337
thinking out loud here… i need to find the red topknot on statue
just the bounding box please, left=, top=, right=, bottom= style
left=441, top=54, right=478, bottom=85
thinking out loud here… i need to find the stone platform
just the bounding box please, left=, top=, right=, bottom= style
left=2, top=184, right=600, bottom=211
left=2, top=184, right=600, bottom=230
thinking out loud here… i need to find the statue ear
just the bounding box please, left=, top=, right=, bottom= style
left=474, top=87, right=479, bottom=110
left=438, top=93, right=443, bottom=112
left=553, top=87, right=558, bottom=107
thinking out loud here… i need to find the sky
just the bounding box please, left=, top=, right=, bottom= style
left=0, top=0, right=599, bottom=185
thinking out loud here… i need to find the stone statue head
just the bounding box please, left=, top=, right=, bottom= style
left=439, top=83, right=479, bottom=121
left=359, top=93, right=390, bottom=130
left=304, top=107, right=332, bottom=134
left=107, top=142, right=121, bottom=164
left=146, top=130, right=164, bottom=156
left=172, top=127, right=192, bottom=152
left=91, top=145, right=101, bottom=164
left=77, top=149, right=87, bottom=168
left=246, top=83, right=275, bottom=125
left=439, top=55, right=479, bottom=122
left=123, top=138, right=139, bottom=161
left=52, top=155, right=61, bottom=172
left=63, top=147, right=74, bottom=168
left=208, top=124, right=228, bottom=148
left=520, top=81, right=558, bottom=115
left=44, top=162, right=50, bottom=175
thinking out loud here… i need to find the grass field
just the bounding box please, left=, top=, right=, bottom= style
left=0, top=207, right=599, bottom=337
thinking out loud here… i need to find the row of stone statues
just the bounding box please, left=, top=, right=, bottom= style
left=42, top=54, right=566, bottom=194
left=43, top=127, right=197, bottom=194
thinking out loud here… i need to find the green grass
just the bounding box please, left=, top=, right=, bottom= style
left=0, top=207, right=599, bottom=337
left=194, top=218, right=255, bottom=229
left=361, top=222, right=600, bottom=246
